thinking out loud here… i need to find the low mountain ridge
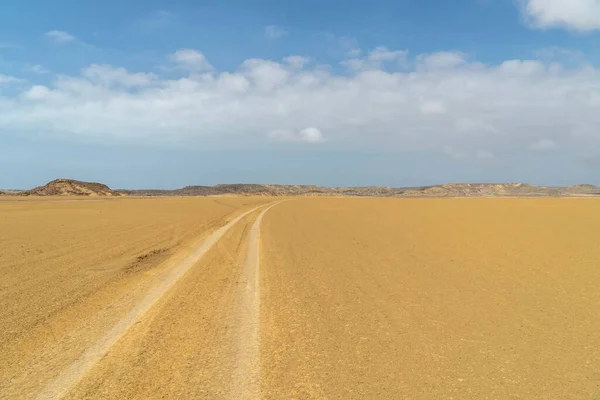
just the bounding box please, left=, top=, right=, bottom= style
left=121, top=182, right=600, bottom=197
left=4, top=180, right=599, bottom=197
left=21, top=179, right=122, bottom=197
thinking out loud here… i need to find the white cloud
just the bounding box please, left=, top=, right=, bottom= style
left=283, top=56, right=310, bottom=69
left=497, top=59, right=547, bottom=76
left=323, top=34, right=362, bottom=58
left=82, top=65, right=156, bottom=87
left=343, top=46, right=408, bottom=71
left=22, top=85, right=50, bottom=100
left=521, top=0, right=600, bottom=31
left=347, top=48, right=362, bottom=58
left=299, top=127, right=324, bottom=143
left=535, top=46, right=584, bottom=61
left=531, top=138, right=557, bottom=151
left=216, top=72, right=250, bottom=93
left=170, top=49, right=214, bottom=71
left=420, top=100, right=446, bottom=115
left=476, top=150, right=494, bottom=160
left=1, top=48, right=600, bottom=162
left=45, top=30, right=76, bottom=43
left=27, top=65, right=50, bottom=74
left=0, top=74, right=24, bottom=85
left=264, top=25, right=288, bottom=40
left=368, top=47, right=408, bottom=64
left=240, top=59, right=289, bottom=91
left=269, top=127, right=324, bottom=143
left=417, top=52, right=467, bottom=70
left=443, top=147, right=495, bottom=161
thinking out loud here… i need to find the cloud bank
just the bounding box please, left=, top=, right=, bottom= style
left=45, top=30, right=76, bottom=43
left=1, top=48, right=599, bottom=160
left=264, top=25, right=288, bottom=40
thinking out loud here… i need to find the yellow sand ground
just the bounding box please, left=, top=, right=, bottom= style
left=0, top=196, right=270, bottom=398
left=61, top=205, right=272, bottom=399
left=261, top=198, right=600, bottom=399
left=1, top=197, right=599, bottom=399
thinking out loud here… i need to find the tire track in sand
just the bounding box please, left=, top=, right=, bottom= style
left=229, top=202, right=282, bottom=400
left=34, top=203, right=275, bottom=400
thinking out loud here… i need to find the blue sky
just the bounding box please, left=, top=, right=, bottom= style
left=1, top=0, right=600, bottom=189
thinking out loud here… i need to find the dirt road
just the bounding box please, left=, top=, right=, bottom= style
left=0, top=197, right=271, bottom=398
left=2, top=197, right=600, bottom=399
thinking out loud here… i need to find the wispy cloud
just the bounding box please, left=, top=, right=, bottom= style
left=535, top=46, right=583, bottom=60
left=443, top=147, right=496, bottom=162
left=476, top=150, right=495, bottom=160
left=169, top=49, right=214, bottom=71
left=443, top=146, right=468, bottom=160
left=322, top=34, right=361, bottom=58
left=0, top=42, right=19, bottom=49
left=264, top=25, right=288, bottom=40
left=27, top=64, right=50, bottom=74
left=283, top=56, right=310, bottom=69
left=269, top=127, right=325, bottom=144
left=45, top=30, right=76, bottom=43
left=132, top=10, right=175, bottom=33
left=0, top=73, right=25, bottom=85
left=82, top=64, right=156, bottom=87
left=416, top=51, right=467, bottom=70
left=534, top=46, right=585, bottom=67
left=531, top=138, right=557, bottom=151
left=342, top=46, right=408, bottom=71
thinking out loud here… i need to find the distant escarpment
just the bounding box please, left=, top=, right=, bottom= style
left=4, top=180, right=599, bottom=197
left=120, top=183, right=600, bottom=197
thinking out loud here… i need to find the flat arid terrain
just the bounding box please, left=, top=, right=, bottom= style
left=1, top=197, right=599, bottom=399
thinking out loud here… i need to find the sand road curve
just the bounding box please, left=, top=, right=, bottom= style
left=33, top=201, right=282, bottom=400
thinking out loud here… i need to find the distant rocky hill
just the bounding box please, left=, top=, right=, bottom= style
left=119, top=184, right=396, bottom=197
left=395, top=183, right=552, bottom=197
left=3, top=180, right=599, bottom=197
left=120, top=183, right=600, bottom=197
left=20, top=179, right=122, bottom=197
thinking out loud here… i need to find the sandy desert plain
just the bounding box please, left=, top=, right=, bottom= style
left=1, top=195, right=599, bottom=399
